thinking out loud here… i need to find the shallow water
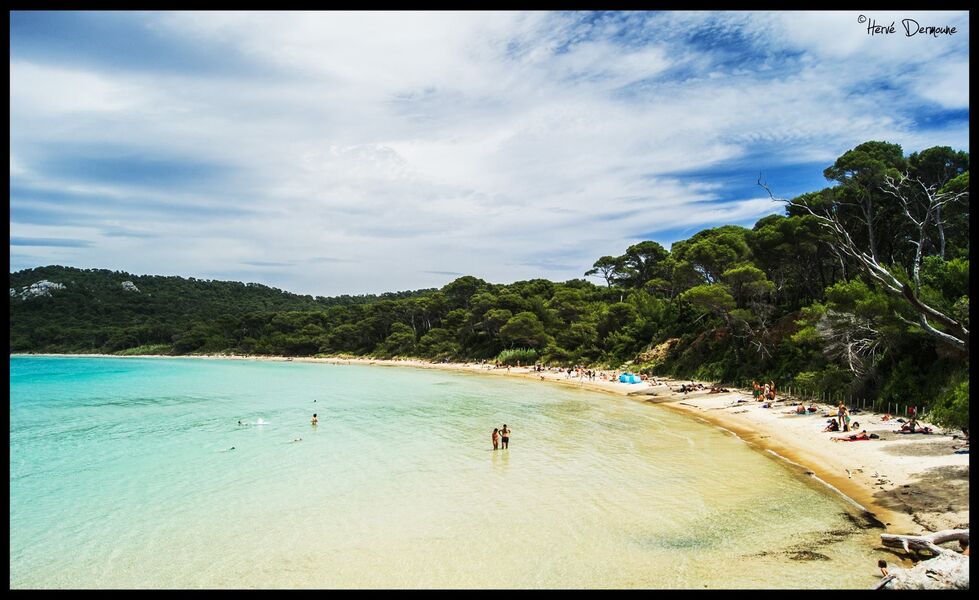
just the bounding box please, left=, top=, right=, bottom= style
left=10, top=356, right=884, bottom=588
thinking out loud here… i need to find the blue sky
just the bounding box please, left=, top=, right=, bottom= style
left=9, top=11, right=970, bottom=295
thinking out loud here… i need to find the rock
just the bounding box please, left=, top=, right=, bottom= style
left=13, top=280, right=66, bottom=300
left=121, top=280, right=140, bottom=293
left=877, top=552, right=969, bottom=589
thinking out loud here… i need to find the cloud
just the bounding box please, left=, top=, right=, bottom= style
left=9, top=11, right=969, bottom=295
left=10, top=237, right=93, bottom=248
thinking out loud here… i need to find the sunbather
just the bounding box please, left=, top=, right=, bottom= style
left=895, top=424, right=933, bottom=434
left=833, top=430, right=870, bottom=442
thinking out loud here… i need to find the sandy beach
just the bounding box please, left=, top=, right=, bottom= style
left=18, top=353, right=970, bottom=538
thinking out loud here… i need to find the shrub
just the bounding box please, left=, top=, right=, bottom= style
left=928, top=377, right=969, bottom=432
left=496, top=348, right=537, bottom=366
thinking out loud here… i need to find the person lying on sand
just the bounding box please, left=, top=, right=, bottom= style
left=832, top=430, right=871, bottom=442
left=895, top=424, right=933, bottom=434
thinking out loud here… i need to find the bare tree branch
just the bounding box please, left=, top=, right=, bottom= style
left=758, top=176, right=968, bottom=354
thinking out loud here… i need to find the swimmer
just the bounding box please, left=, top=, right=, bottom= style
left=311, top=413, right=318, bottom=425
left=291, top=437, right=302, bottom=443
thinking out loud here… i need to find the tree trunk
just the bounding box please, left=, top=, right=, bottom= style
left=880, top=529, right=969, bottom=556
left=936, top=204, right=946, bottom=259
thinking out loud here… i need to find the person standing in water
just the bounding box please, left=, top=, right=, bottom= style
left=492, top=428, right=500, bottom=450
left=500, top=424, right=510, bottom=449
left=311, top=413, right=318, bottom=425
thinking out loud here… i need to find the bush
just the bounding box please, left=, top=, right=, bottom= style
left=928, top=378, right=969, bottom=432
left=496, top=348, right=537, bottom=366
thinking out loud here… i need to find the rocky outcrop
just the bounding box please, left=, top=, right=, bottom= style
left=876, top=552, right=969, bottom=589
left=875, top=529, right=970, bottom=589
left=10, top=280, right=66, bottom=300
left=121, top=281, right=140, bottom=293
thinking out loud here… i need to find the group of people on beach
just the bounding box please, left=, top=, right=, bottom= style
left=492, top=425, right=510, bottom=450
left=752, top=381, right=776, bottom=402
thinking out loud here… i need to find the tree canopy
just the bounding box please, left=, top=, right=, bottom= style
left=10, top=140, right=969, bottom=429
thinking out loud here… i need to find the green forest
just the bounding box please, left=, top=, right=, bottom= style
left=9, top=141, right=969, bottom=429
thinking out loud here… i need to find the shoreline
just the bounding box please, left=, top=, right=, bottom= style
left=13, top=352, right=969, bottom=537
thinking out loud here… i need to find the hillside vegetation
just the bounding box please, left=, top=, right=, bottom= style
left=10, top=141, right=969, bottom=429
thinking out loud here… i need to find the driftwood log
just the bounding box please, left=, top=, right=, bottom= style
left=880, top=529, right=969, bottom=556
left=873, top=529, right=969, bottom=590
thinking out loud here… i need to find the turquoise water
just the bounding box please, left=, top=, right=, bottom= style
left=10, top=356, right=883, bottom=588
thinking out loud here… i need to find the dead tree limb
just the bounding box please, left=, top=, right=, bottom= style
left=880, top=529, right=969, bottom=556
left=757, top=176, right=969, bottom=354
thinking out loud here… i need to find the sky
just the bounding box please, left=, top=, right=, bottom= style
left=9, top=11, right=970, bottom=296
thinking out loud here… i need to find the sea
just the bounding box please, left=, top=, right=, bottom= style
left=9, top=356, right=884, bottom=588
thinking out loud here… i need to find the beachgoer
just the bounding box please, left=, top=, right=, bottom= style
left=836, top=403, right=847, bottom=429
left=768, top=381, right=776, bottom=401
left=238, top=420, right=243, bottom=426
left=823, top=420, right=839, bottom=432
left=752, top=381, right=761, bottom=400
left=311, top=413, right=318, bottom=425
left=878, top=559, right=888, bottom=577
left=500, top=424, right=510, bottom=449
left=795, top=403, right=806, bottom=414
left=881, top=413, right=891, bottom=422
left=492, top=428, right=500, bottom=450
left=833, top=430, right=869, bottom=442
left=292, top=437, right=302, bottom=443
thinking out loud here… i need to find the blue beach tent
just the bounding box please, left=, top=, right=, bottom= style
left=618, top=373, right=642, bottom=384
